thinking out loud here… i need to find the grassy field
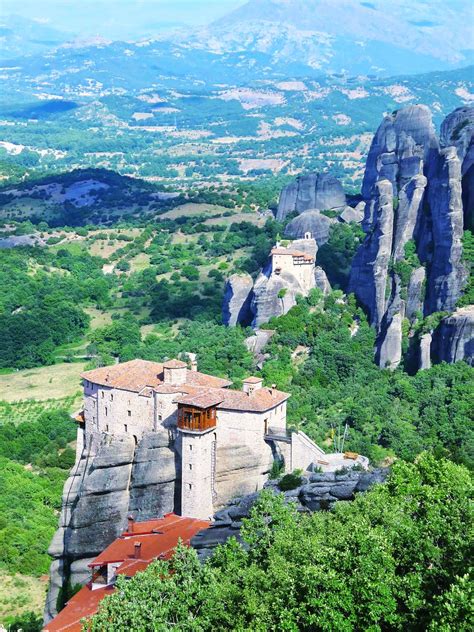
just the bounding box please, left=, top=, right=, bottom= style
left=0, top=361, right=86, bottom=403
left=0, top=572, right=48, bottom=623
left=0, top=394, right=81, bottom=425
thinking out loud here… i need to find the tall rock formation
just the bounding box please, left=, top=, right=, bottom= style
left=431, top=306, right=474, bottom=365
left=223, top=236, right=322, bottom=328
left=45, top=431, right=178, bottom=621
left=349, top=104, right=472, bottom=369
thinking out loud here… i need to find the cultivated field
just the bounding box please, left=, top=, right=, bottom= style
left=0, top=361, right=86, bottom=402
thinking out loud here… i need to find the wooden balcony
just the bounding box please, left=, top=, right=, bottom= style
left=177, top=405, right=217, bottom=433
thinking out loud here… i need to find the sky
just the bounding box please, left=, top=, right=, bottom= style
left=0, top=0, right=245, bottom=38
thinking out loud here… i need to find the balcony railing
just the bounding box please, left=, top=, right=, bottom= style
left=177, top=406, right=216, bottom=433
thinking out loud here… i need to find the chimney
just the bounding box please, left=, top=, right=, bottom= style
left=188, top=353, right=198, bottom=372
left=270, top=384, right=276, bottom=396
left=127, top=514, right=135, bottom=533
left=134, top=542, right=142, bottom=559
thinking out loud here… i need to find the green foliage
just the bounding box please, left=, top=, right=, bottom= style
left=317, top=222, right=364, bottom=290
left=4, top=611, right=43, bottom=632
left=0, top=457, right=66, bottom=575
left=458, top=230, right=474, bottom=307
left=89, top=455, right=473, bottom=631
left=277, top=288, right=287, bottom=299
left=0, top=246, right=110, bottom=369
left=263, top=292, right=474, bottom=468
left=277, top=469, right=303, bottom=491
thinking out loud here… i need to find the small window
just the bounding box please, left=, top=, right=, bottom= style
left=127, top=410, right=131, bottom=417
left=189, top=445, right=193, bottom=451
left=105, top=407, right=108, bottom=417
left=158, top=414, right=162, bottom=421
left=124, top=424, right=128, bottom=433
left=110, top=393, right=113, bottom=401
left=101, top=391, right=104, bottom=399
left=189, top=463, right=192, bottom=470
left=188, top=483, right=192, bottom=490
left=105, top=424, right=109, bottom=432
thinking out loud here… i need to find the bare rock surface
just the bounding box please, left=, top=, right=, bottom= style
left=277, top=172, right=346, bottom=221
left=349, top=104, right=472, bottom=369
left=284, top=210, right=335, bottom=244
left=222, top=273, right=254, bottom=326
left=431, top=306, right=474, bottom=365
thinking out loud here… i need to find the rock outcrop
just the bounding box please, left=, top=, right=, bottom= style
left=223, top=236, right=319, bottom=328
left=349, top=104, right=472, bottom=369
left=45, top=432, right=177, bottom=621
left=431, top=306, right=474, bottom=365
left=284, top=210, right=335, bottom=245
left=440, top=105, right=474, bottom=231
left=191, top=469, right=388, bottom=560
left=222, top=273, right=253, bottom=326
left=277, top=172, right=346, bottom=221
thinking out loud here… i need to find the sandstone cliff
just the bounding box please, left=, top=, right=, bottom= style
left=349, top=104, right=472, bottom=369
left=45, top=427, right=274, bottom=622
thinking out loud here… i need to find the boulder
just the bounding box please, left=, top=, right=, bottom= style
left=339, top=205, right=364, bottom=224
left=314, top=266, right=331, bottom=295
left=284, top=210, right=335, bottom=245
left=277, top=172, right=346, bottom=221
left=222, top=273, right=254, bottom=326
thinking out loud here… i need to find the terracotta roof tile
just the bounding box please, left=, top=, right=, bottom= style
left=243, top=376, right=263, bottom=384
left=174, top=392, right=224, bottom=409
left=81, top=359, right=232, bottom=392
left=163, top=359, right=187, bottom=369
left=44, top=514, right=210, bottom=632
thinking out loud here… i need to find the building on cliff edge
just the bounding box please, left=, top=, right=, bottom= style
left=73, top=357, right=367, bottom=521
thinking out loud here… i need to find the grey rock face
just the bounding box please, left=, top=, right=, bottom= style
left=425, top=147, right=467, bottom=314
left=362, top=104, right=438, bottom=205
left=44, top=432, right=178, bottom=623
left=222, top=273, right=254, bottom=326
left=251, top=271, right=298, bottom=327
left=406, top=267, right=426, bottom=320
left=277, top=172, right=346, bottom=221
left=284, top=210, right=335, bottom=244
left=349, top=179, right=394, bottom=329
left=419, top=333, right=432, bottom=370
left=191, top=469, right=389, bottom=560
left=431, top=306, right=474, bottom=365
left=314, top=266, right=331, bottom=295
left=350, top=104, right=472, bottom=370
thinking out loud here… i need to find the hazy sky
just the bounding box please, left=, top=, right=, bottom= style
left=1, top=1, right=245, bottom=37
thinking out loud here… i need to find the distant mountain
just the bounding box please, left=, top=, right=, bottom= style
left=0, top=14, right=74, bottom=60
left=175, top=0, right=474, bottom=77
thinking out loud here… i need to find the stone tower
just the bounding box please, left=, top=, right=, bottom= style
left=180, top=428, right=216, bottom=520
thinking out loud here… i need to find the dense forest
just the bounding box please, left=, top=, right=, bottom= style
left=89, top=454, right=473, bottom=631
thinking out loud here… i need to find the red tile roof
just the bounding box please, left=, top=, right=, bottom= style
left=163, top=359, right=187, bottom=369
left=271, top=247, right=313, bottom=260
left=81, top=359, right=232, bottom=392
left=43, top=514, right=210, bottom=632
left=243, top=376, right=263, bottom=384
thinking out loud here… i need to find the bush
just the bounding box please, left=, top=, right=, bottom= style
left=277, top=469, right=303, bottom=491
